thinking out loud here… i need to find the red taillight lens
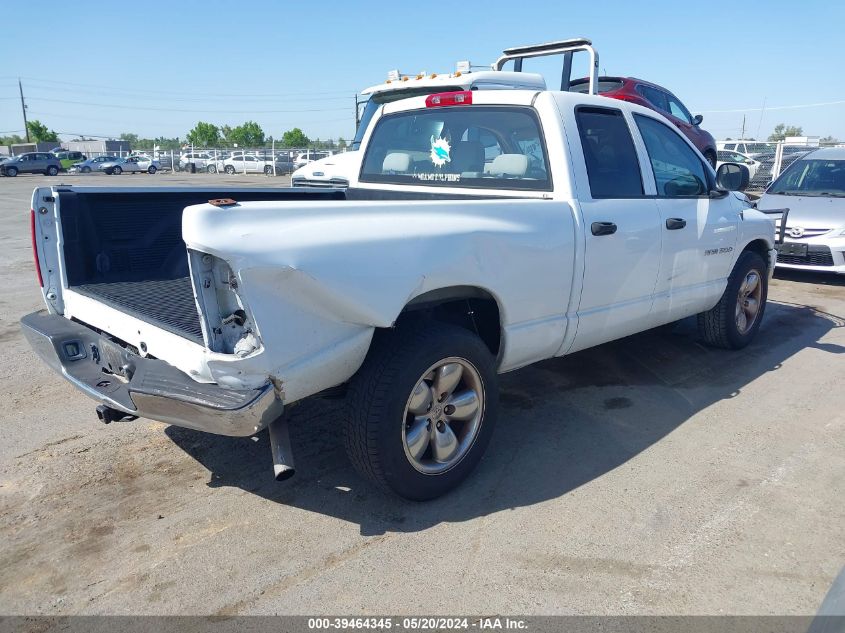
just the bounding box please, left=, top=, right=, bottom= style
left=425, top=91, right=473, bottom=107
left=30, top=209, right=44, bottom=287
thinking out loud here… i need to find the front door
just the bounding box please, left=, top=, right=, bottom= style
left=633, top=113, right=740, bottom=321
left=567, top=105, right=663, bottom=353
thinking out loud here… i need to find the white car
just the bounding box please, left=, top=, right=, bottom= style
left=24, top=39, right=777, bottom=500
left=221, top=154, right=274, bottom=175
left=179, top=152, right=213, bottom=171
left=717, top=140, right=775, bottom=158
left=292, top=56, right=548, bottom=187
left=101, top=156, right=159, bottom=175
left=716, top=150, right=761, bottom=181
left=757, top=147, right=845, bottom=273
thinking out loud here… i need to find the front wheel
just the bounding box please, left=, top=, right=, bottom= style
left=698, top=250, right=767, bottom=349
left=224, top=165, right=235, bottom=174
left=81, top=166, right=91, bottom=173
left=207, top=164, right=217, bottom=174
left=264, top=165, right=273, bottom=175
left=344, top=323, right=498, bottom=500
left=5, top=166, right=18, bottom=177
left=147, top=166, right=157, bottom=174
left=112, top=166, right=122, bottom=175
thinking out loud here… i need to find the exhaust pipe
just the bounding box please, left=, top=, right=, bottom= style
left=268, top=416, right=295, bottom=481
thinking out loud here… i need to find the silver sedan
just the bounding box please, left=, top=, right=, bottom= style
left=101, top=157, right=157, bottom=175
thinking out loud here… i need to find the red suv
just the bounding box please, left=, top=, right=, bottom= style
left=571, top=76, right=717, bottom=168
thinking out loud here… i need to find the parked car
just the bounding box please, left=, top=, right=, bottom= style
left=273, top=156, right=296, bottom=175
left=0, top=152, right=61, bottom=177
left=126, top=155, right=161, bottom=174
left=570, top=76, right=718, bottom=167
left=717, top=140, right=775, bottom=158
left=101, top=156, right=159, bottom=175
left=179, top=152, right=213, bottom=171
left=69, top=156, right=119, bottom=173
left=23, top=81, right=775, bottom=500
left=294, top=151, right=331, bottom=169
left=756, top=147, right=845, bottom=273
left=717, top=150, right=761, bottom=181
left=54, top=151, right=87, bottom=171
left=222, top=154, right=274, bottom=175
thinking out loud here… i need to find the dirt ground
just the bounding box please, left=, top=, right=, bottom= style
left=0, top=172, right=843, bottom=615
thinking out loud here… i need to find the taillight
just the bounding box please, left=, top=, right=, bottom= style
left=425, top=91, right=473, bottom=107
left=30, top=209, right=44, bottom=287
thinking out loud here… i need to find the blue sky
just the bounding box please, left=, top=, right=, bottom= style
left=3, top=0, right=844, bottom=143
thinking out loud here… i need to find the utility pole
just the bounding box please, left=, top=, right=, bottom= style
left=740, top=115, right=746, bottom=140
left=19, top=78, right=30, bottom=143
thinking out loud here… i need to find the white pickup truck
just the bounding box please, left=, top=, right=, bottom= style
left=23, top=80, right=778, bottom=500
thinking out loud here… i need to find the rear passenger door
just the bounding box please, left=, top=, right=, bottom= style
left=633, top=113, right=740, bottom=320
left=567, top=106, right=663, bottom=353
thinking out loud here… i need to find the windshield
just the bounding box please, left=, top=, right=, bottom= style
left=768, top=158, right=845, bottom=196
left=351, top=86, right=462, bottom=150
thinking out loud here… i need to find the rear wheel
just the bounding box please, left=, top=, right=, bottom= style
left=113, top=166, right=122, bottom=175
left=698, top=250, right=767, bottom=349
left=344, top=322, right=498, bottom=500
left=264, top=165, right=273, bottom=175
left=46, top=165, right=59, bottom=176
left=207, top=164, right=217, bottom=174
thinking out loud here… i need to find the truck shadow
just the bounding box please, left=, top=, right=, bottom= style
left=166, top=299, right=844, bottom=536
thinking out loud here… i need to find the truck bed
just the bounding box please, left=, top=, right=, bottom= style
left=73, top=278, right=203, bottom=344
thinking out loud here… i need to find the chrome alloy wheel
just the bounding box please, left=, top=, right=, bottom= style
left=402, top=357, right=485, bottom=475
left=735, top=269, right=762, bottom=334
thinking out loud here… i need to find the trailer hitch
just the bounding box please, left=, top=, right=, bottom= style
left=96, top=405, right=138, bottom=425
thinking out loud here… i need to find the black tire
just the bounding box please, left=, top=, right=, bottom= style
left=207, top=165, right=217, bottom=174
left=5, top=166, right=17, bottom=177
left=264, top=165, right=273, bottom=175
left=81, top=166, right=91, bottom=173
left=113, top=166, right=122, bottom=175
left=148, top=166, right=157, bottom=174
left=224, top=165, right=235, bottom=175
left=704, top=149, right=717, bottom=169
left=698, top=250, right=768, bottom=349
left=344, top=322, right=498, bottom=500
left=46, top=165, right=59, bottom=176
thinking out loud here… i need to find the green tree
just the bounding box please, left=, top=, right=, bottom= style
left=280, top=127, right=310, bottom=147
left=228, top=121, right=264, bottom=147
left=186, top=121, right=221, bottom=147
left=338, top=137, right=347, bottom=150
left=820, top=135, right=839, bottom=144
left=0, top=133, right=25, bottom=146
left=119, top=132, right=139, bottom=145
left=768, top=124, right=804, bottom=142
left=26, top=120, right=59, bottom=142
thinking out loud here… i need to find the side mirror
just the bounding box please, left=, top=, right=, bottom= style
left=745, top=159, right=754, bottom=165
left=692, top=114, right=703, bottom=125
left=715, top=163, right=749, bottom=192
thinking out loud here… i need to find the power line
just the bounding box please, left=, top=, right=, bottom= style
left=700, top=99, right=845, bottom=114
left=27, top=96, right=350, bottom=114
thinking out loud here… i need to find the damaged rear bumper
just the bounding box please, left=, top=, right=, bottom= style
left=20, top=311, right=283, bottom=437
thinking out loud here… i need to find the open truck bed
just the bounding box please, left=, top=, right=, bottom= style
left=51, top=187, right=344, bottom=348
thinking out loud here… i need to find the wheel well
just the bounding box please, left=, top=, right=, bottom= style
left=397, top=286, right=502, bottom=356
left=742, top=238, right=770, bottom=265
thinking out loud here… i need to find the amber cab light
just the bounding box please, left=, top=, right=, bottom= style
left=425, top=91, right=473, bottom=107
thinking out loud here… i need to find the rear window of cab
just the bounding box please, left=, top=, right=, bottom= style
left=359, top=106, right=552, bottom=191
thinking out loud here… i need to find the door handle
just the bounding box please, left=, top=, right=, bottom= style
left=591, top=221, right=617, bottom=236
left=666, top=218, right=687, bottom=230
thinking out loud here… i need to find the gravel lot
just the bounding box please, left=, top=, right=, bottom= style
left=0, top=172, right=843, bottom=616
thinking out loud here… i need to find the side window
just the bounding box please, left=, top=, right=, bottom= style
left=666, top=96, right=692, bottom=124
left=637, top=85, right=668, bottom=112
left=575, top=107, right=644, bottom=198
left=724, top=143, right=736, bottom=151
left=635, top=114, right=709, bottom=197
